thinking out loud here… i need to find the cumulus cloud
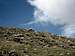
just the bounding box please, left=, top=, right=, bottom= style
left=27, top=0, right=75, bottom=36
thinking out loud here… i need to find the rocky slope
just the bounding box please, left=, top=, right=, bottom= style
left=0, top=27, right=75, bottom=56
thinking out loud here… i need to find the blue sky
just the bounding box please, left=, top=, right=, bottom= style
left=0, top=0, right=34, bottom=26
left=0, top=0, right=65, bottom=35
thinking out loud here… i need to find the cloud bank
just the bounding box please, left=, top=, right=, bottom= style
left=27, top=0, right=75, bottom=36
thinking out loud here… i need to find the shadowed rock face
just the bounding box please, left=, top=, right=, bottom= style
left=0, top=27, right=75, bottom=56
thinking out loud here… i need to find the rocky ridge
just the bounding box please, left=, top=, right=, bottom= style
left=0, top=27, right=75, bottom=56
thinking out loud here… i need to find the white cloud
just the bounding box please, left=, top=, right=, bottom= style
left=63, top=25, right=75, bottom=36
left=28, top=0, right=75, bottom=36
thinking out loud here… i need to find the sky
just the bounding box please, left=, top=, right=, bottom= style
left=0, top=0, right=34, bottom=26
left=0, top=0, right=75, bottom=37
